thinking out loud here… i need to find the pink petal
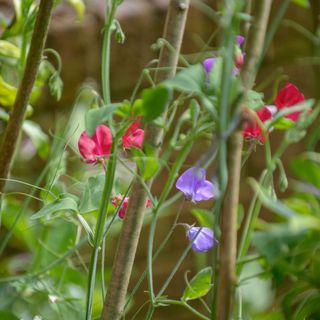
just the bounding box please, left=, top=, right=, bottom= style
left=122, top=122, right=144, bottom=149
left=92, top=125, right=113, bottom=157
left=78, top=131, right=97, bottom=163
left=274, top=83, right=305, bottom=121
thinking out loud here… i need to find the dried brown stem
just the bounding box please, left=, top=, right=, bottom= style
left=0, top=0, right=55, bottom=193
left=101, top=1, right=190, bottom=319
left=216, top=131, right=243, bottom=320
left=215, top=1, right=273, bottom=319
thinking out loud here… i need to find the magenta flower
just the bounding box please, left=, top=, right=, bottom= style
left=111, top=196, right=129, bottom=219
left=121, top=122, right=144, bottom=149
left=78, top=124, right=112, bottom=164
left=274, top=83, right=305, bottom=121
left=187, top=226, right=216, bottom=252
left=112, top=195, right=151, bottom=219
left=176, top=167, right=215, bottom=202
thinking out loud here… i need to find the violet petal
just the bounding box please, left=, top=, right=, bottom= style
left=187, top=227, right=215, bottom=252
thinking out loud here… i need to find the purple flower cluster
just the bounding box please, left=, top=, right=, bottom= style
left=176, top=167, right=217, bottom=252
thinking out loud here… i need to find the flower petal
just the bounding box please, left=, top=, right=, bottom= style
left=122, top=122, right=144, bottom=149
left=274, top=83, right=305, bottom=121
left=203, top=58, right=217, bottom=74
left=78, top=131, right=97, bottom=163
left=193, top=179, right=214, bottom=201
left=236, top=35, right=245, bottom=46
left=187, top=227, right=215, bottom=252
left=92, top=125, right=113, bottom=157
left=176, top=167, right=206, bottom=200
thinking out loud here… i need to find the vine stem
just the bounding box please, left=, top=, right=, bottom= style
left=0, top=0, right=55, bottom=194
left=214, top=1, right=273, bottom=320
left=85, top=147, right=118, bottom=320
left=101, top=1, right=190, bottom=319
left=102, top=0, right=118, bottom=104
left=157, top=299, right=210, bottom=320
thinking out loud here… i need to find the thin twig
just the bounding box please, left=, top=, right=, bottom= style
left=101, top=1, right=190, bottom=319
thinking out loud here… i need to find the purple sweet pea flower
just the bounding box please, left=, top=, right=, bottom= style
left=236, top=35, right=245, bottom=46
left=176, top=167, right=215, bottom=202
left=203, top=57, right=217, bottom=75
left=187, top=226, right=216, bottom=252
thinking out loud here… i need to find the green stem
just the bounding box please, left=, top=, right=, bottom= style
left=85, top=146, right=118, bottom=320
left=146, top=227, right=206, bottom=320
left=157, top=299, right=210, bottom=320
left=260, top=0, right=291, bottom=64
left=101, top=238, right=106, bottom=300
left=237, top=140, right=289, bottom=269
left=146, top=141, right=193, bottom=306
left=101, top=0, right=118, bottom=104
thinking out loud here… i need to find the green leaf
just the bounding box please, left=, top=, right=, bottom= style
left=189, top=99, right=200, bottom=128
left=272, top=117, right=294, bottom=130
left=246, top=90, right=265, bottom=110
left=266, top=99, right=314, bottom=130
left=191, top=208, right=214, bottom=228
left=39, top=220, right=77, bottom=266
left=140, top=86, right=172, bottom=121
left=0, top=76, right=17, bottom=108
left=31, top=194, right=79, bottom=219
left=48, top=72, right=63, bottom=101
left=22, top=120, right=49, bottom=159
left=164, top=64, right=205, bottom=95
left=66, top=0, right=85, bottom=19
left=253, top=225, right=304, bottom=265
left=248, top=178, right=297, bottom=218
left=0, top=40, right=20, bottom=58
left=292, top=0, right=309, bottom=8
left=85, top=104, right=120, bottom=136
left=183, top=267, right=213, bottom=301
left=208, top=57, right=222, bottom=93
left=131, top=145, right=159, bottom=180
left=79, top=174, right=105, bottom=214
left=0, top=108, right=9, bottom=121
left=277, top=160, right=288, bottom=192
left=290, top=158, right=320, bottom=189
left=1, top=198, right=36, bottom=251
left=0, top=310, right=19, bottom=320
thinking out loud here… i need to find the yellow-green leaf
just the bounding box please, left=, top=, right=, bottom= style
left=66, top=0, right=85, bottom=20
left=0, top=40, right=20, bottom=58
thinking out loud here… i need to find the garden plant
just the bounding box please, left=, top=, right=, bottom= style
left=0, top=0, right=320, bottom=319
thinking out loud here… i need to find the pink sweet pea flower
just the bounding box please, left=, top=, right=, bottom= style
left=111, top=195, right=151, bottom=219
left=122, top=122, right=144, bottom=149
left=111, top=196, right=129, bottom=219
left=78, top=125, right=112, bottom=164
left=274, top=83, right=305, bottom=121
left=243, top=106, right=276, bottom=143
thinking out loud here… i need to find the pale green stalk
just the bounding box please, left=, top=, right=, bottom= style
left=85, top=145, right=118, bottom=320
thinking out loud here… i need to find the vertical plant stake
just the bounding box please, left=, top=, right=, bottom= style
left=215, top=1, right=273, bottom=319
left=102, top=0, right=190, bottom=319
left=0, top=0, right=55, bottom=194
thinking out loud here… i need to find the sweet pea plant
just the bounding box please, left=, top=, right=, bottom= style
left=0, top=0, right=320, bottom=320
